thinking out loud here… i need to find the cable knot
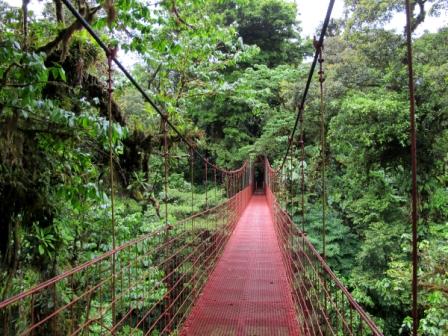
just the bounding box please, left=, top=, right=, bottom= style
left=318, top=72, right=326, bottom=83
left=107, top=47, right=117, bottom=94
left=313, top=36, right=323, bottom=51
left=107, top=46, right=118, bottom=62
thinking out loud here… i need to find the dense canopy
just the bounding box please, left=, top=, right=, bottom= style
left=0, top=0, right=447, bottom=334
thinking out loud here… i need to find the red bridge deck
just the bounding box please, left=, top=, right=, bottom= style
left=181, top=195, right=300, bottom=335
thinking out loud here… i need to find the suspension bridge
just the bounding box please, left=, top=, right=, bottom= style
left=0, top=0, right=421, bottom=335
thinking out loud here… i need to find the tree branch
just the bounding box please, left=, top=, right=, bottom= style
left=169, top=0, right=194, bottom=29
left=3, top=81, right=69, bottom=88
left=37, top=5, right=101, bottom=55
left=54, top=0, right=64, bottom=24
left=148, top=63, right=162, bottom=89
left=420, top=282, right=448, bottom=295
left=411, top=0, right=428, bottom=32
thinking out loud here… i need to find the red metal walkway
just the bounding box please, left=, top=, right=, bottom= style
left=181, top=194, right=300, bottom=335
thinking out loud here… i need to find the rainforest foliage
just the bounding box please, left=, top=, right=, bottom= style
left=0, top=0, right=447, bottom=334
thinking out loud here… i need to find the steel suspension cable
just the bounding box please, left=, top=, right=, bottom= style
left=316, top=39, right=330, bottom=320
left=404, top=0, right=419, bottom=334
left=299, top=110, right=306, bottom=246
left=205, top=160, right=208, bottom=208
left=60, top=0, right=241, bottom=176
left=190, top=149, right=194, bottom=229
left=280, top=0, right=335, bottom=169
left=289, top=152, right=293, bottom=210
left=317, top=42, right=327, bottom=260
left=162, top=113, right=172, bottom=332
left=214, top=167, right=217, bottom=203
left=163, top=115, right=169, bottom=229
left=107, top=48, right=117, bottom=328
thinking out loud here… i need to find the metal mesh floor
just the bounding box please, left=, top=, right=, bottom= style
left=181, top=195, right=300, bottom=335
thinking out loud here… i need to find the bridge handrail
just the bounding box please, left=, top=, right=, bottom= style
left=265, top=158, right=383, bottom=335
left=0, top=184, right=246, bottom=310
left=273, top=199, right=383, bottom=335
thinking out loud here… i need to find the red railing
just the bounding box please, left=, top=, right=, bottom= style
left=0, top=165, right=252, bottom=336
left=265, top=159, right=383, bottom=335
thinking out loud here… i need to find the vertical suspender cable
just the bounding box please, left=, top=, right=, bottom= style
left=299, top=109, right=305, bottom=246
left=280, top=0, right=335, bottom=170
left=163, top=115, right=169, bottom=228
left=107, top=48, right=117, bottom=329
left=289, top=150, right=293, bottom=212
left=205, top=161, right=208, bottom=208
left=289, top=146, right=294, bottom=264
left=317, top=39, right=329, bottom=317
left=317, top=42, right=327, bottom=260
left=214, top=167, right=217, bottom=202
left=190, top=149, right=194, bottom=229
left=404, top=1, right=419, bottom=334
left=162, top=114, right=171, bottom=331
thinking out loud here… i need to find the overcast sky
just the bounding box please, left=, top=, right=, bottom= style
left=6, top=0, right=448, bottom=37
left=5, top=0, right=448, bottom=67
left=297, top=0, right=448, bottom=38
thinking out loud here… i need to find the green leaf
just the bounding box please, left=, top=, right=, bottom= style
left=58, top=67, right=66, bottom=82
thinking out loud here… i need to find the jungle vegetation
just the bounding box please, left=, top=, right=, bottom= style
left=0, top=0, right=447, bottom=334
